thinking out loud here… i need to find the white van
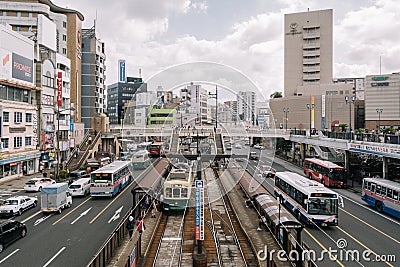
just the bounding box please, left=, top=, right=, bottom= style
left=67, top=178, right=90, bottom=197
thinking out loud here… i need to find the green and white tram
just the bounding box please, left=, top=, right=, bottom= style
left=163, top=165, right=193, bottom=212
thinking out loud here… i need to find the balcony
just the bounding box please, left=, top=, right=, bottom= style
left=303, top=32, right=320, bottom=39
left=303, top=57, right=320, bottom=65
left=303, top=73, right=321, bottom=80
left=303, top=50, right=320, bottom=57
left=303, top=42, right=320, bottom=49
left=303, top=66, right=320, bottom=73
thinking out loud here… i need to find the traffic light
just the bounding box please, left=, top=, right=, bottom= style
left=352, top=87, right=356, bottom=95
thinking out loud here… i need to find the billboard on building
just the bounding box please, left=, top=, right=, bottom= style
left=118, top=60, right=126, bottom=83
left=57, top=72, right=63, bottom=106
left=12, top=53, right=33, bottom=83
left=37, top=15, right=56, bottom=51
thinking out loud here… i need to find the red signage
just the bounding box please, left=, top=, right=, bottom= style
left=57, top=72, right=62, bottom=106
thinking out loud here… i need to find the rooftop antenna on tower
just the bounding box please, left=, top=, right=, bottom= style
left=379, top=55, right=382, bottom=75
left=139, top=68, right=142, bottom=78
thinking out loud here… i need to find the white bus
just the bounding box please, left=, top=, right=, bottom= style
left=274, top=172, right=343, bottom=226
left=132, top=150, right=151, bottom=169
left=362, top=178, right=400, bottom=218
left=90, top=161, right=133, bottom=197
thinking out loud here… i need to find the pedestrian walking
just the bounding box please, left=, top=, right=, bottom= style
left=151, top=201, right=157, bottom=218
left=126, top=216, right=135, bottom=241
left=136, top=217, right=145, bottom=235
left=140, top=202, right=146, bottom=218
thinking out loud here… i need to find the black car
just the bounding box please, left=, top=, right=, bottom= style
left=0, top=220, right=27, bottom=253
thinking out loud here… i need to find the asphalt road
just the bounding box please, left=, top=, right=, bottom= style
left=241, top=147, right=400, bottom=267
left=0, top=167, right=149, bottom=267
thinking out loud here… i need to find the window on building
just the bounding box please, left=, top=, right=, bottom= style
left=17, top=11, right=21, bottom=17
left=62, top=34, right=66, bottom=41
left=63, top=21, right=67, bottom=28
left=42, top=75, right=54, bottom=88
left=26, top=113, right=32, bottom=123
left=1, top=138, right=9, bottom=149
left=14, top=112, right=22, bottom=123
left=25, top=137, right=32, bottom=146
left=62, top=48, right=67, bottom=55
left=28, top=12, right=32, bottom=18
left=14, top=136, right=22, bottom=148
left=16, top=26, right=21, bottom=31
left=2, top=11, right=7, bottom=16
left=3, top=112, right=9, bottom=123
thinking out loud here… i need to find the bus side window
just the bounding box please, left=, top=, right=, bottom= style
left=381, top=186, right=387, bottom=197
left=370, top=183, right=376, bottom=193
left=376, top=185, right=381, bottom=195
left=387, top=188, right=393, bottom=198
left=393, top=190, right=399, bottom=201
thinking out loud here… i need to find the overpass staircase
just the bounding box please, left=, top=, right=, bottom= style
left=215, top=132, right=224, bottom=155
left=66, top=130, right=102, bottom=171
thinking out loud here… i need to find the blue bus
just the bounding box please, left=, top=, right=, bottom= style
left=90, top=161, right=133, bottom=197
left=362, top=178, right=400, bottom=218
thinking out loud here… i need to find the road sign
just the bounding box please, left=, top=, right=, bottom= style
left=195, top=180, right=204, bottom=240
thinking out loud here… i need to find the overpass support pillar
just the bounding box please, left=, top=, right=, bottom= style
left=291, top=142, right=296, bottom=161
left=383, top=157, right=389, bottom=179
left=344, top=150, right=350, bottom=170
left=301, top=143, right=306, bottom=166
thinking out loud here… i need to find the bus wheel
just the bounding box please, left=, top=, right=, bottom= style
left=375, top=201, right=383, bottom=212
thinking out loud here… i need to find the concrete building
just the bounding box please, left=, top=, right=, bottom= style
left=0, top=0, right=84, bottom=124
left=284, top=9, right=333, bottom=96
left=107, top=76, right=147, bottom=125
left=365, top=73, right=400, bottom=131
left=237, top=91, right=256, bottom=125
left=224, top=101, right=238, bottom=123
left=188, top=83, right=208, bottom=125
left=147, top=107, right=176, bottom=127
left=0, top=24, right=40, bottom=178
left=81, top=25, right=106, bottom=131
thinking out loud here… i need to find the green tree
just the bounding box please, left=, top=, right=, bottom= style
left=382, top=127, right=396, bottom=134
left=270, top=91, right=283, bottom=99
left=339, top=123, right=348, bottom=132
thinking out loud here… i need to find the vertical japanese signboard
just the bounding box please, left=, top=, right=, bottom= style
left=57, top=71, right=62, bottom=106
left=195, top=180, right=204, bottom=241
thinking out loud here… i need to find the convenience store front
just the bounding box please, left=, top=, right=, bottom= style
left=0, top=150, right=40, bottom=179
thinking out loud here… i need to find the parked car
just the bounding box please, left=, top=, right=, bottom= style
left=24, top=178, right=56, bottom=192
left=249, top=151, right=259, bottom=160
left=0, top=220, right=27, bottom=253
left=0, top=196, right=38, bottom=217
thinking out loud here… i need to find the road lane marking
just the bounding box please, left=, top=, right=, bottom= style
left=89, top=184, right=132, bottom=224
left=34, top=214, right=53, bottom=226
left=43, top=247, right=66, bottom=267
left=71, top=207, right=92, bottom=225
left=108, top=206, right=123, bottom=223
left=336, top=226, right=395, bottom=267
left=0, top=249, right=19, bottom=264
left=52, top=197, right=92, bottom=225
left=339, top=207, right=400, bottom=245
left=304, top=228, right=345, bottom=267
left=21, top=210, right=41, bottom=223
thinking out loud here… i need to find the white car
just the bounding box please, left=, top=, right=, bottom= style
left=24, top=178, right=56, bottom=192
left=0, top=196, right=38, bottom=217
left=253, top=144, right=262, bottom=149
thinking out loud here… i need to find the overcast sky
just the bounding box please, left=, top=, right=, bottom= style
left=55, top=0, right=400, bottom=99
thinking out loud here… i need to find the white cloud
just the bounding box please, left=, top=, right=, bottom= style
left=189, top=1, right=208, bottom=13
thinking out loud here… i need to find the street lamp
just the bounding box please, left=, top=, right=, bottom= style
left=345, top=96, right=356, bottom=132
left=306, top=103, right=315, bottom=134
left=55, top=106, right=75, bottom=181
left=376, top=108, right=383, bottom=134
left=283, top=108, right=289, bottom=131
left=208, top=85, right=218, bottom=130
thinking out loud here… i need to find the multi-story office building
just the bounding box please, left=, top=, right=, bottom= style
left=81, top=25, right=106, bottom=131
left=284, top=9, right=333, bottom=96
left=224, top=101, right=238, bottom=123
left=237, top=91, right=256, bottom=125
left=0, top=0, right=84, bottom=124
left=0, top=24, right=40, bottom=178
left=365, top=73, right=400, bottom=131
left=188, top=84, right=208, bottom=125
left=107, top=77, right=147, bottom=125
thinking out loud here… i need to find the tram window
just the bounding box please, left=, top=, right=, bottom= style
left=181, top=188, right=188, bottom=198
left=173, top=188, right=180, bottom=198
left=387, top=188, right=393, bottom=198
left=166, top=188, right=172, bottom=198
left=393, top=190, right=399, bottom=201
left=376, top=185, right=381, bottom=195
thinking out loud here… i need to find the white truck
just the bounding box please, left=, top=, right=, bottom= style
left=41, top=183, right=72, bottom=214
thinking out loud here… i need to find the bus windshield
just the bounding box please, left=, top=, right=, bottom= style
left=308, top=198, right=338, bottom=215
left=91, top=173, right=112, bottom=183
left=328, top=169, right=346, bottom=181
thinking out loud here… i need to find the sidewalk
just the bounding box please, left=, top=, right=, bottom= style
left=107, top=210, right=161, bottom=267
